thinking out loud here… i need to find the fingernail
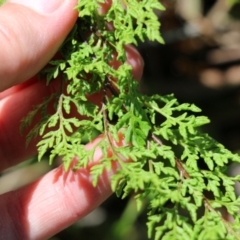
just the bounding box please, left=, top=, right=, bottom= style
left=9, top=0, right=64, bottom=14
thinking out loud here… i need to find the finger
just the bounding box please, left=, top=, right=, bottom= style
left=0, top=45, right=144, bottom=171
left=0, top=134, right=124, bottom=240
left=109, top=44, right=144, bottom=81
left=0, top=77, right=60, bottom=171
left=0, top=0, right=78, bottom=91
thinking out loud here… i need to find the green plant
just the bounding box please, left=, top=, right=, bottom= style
left=21, top=1, right=240, bottom=239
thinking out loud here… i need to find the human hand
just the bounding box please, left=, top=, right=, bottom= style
left=0, top=1, right=143, bottom=239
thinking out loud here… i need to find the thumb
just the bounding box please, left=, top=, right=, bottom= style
left=0, top=0, right=78, bottom=91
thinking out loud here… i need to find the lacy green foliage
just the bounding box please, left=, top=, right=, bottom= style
left=21, top=0, right=240, bottom=239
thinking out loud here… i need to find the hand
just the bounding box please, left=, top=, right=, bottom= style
left=0, top=1, right=143, bottom=239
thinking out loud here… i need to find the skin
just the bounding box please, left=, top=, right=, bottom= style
left=0, top=1, right=144, bottom=239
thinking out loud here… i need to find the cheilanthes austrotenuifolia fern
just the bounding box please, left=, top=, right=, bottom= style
left=20, top=1, right=240, bottom=239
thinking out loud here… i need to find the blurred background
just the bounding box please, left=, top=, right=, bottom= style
left=2, top=0, right=240, bottom=239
